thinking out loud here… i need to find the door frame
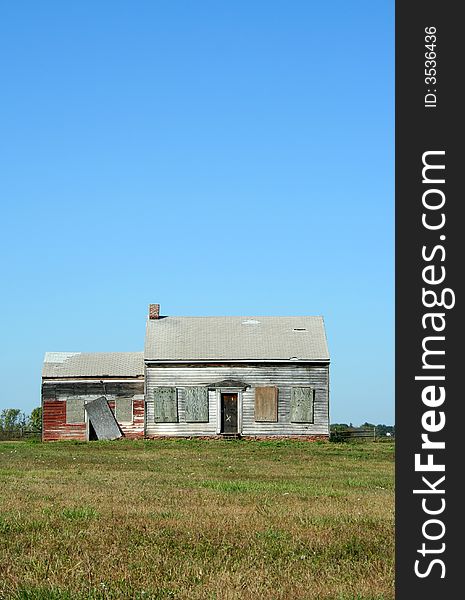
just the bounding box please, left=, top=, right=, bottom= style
left=84, top=401, right=90, bottom=441
left=215, top=388, right=243, bottom=434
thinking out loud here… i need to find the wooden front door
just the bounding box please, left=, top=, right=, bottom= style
left=221, top=393, right=238, bottom=434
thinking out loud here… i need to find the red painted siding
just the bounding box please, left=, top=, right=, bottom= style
left=42, top=400, right=87, bottom=441
left=42, top=398, right=145, bottom=441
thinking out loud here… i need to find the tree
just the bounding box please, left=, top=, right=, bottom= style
left=0, top=408, right=23, bottom=432
left=29, top=407, right=42, bottom=432
left=374, top=423, right=395, bottom=437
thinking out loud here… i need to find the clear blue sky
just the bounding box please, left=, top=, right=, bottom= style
left=0, top=1, right=393, bottom=424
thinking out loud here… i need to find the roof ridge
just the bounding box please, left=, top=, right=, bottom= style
left=148, top=315, right=323, bottom=319
left=44, top=351, right=143, bottom=355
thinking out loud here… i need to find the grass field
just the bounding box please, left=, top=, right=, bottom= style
left=0, top=439, right=394, bottom=600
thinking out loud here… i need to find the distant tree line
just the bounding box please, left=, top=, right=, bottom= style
left=0, top=407, right=42, bottom=434
left=331, top=422, right=395, bottom=437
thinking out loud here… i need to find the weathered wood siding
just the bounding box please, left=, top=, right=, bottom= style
left=145, top=363, right=329, bottom=437
left=42, top=400, right=87, bottom=441
left=42, top=380, right=144, bottom=441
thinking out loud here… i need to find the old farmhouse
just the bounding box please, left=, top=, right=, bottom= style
left=42, top=304, right=330, bottom=441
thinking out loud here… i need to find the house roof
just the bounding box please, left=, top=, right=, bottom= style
left=42, top=352, right=144, bottom=378
left=144, top=316, right=329, bottom=362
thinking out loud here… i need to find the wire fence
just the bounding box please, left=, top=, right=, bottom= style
left=0, top=428, right=41, bottom=441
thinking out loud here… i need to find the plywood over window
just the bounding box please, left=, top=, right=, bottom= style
left=86, top=396, right=122, bottom=440
left=115, top=398, right=133, bottom=423
left=290, top=387, right=314, bottom=423
left=255, top=386, right=278, bottom=422
left=153, top=387, right=178, bottom=423
left=185, top=387, right=209, bottom=422
left=66, top=398, right=85, bottom=424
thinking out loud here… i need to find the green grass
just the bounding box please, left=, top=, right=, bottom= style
left=0, top=439, right=394, bottom=599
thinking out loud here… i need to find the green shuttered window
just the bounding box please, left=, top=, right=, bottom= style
left=290, top=387, right=314, bottom=423
left=185, top=387, right=209, bottom=422
left=153, top=387, right=178, bottom=423
left=255, top=387, right=278, bottom=422
left=66, top=398, right=85, bottom=424
left=115, top=398, right=133, bottom=423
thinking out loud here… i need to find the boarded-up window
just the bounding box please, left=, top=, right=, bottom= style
left=290, top=387, right=314, bottom=423
left=66, top=398, right=85, bottom=424
left=255, top=387, right=278, bottom=422
left=184, top=387, right=209, bottom=422
left=115, top=398, right=133, bottom=423
left=153, top=387, right=178, bottom=423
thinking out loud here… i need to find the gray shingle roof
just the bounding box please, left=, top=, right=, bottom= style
left=144, top=316, right=329, bottom=362
left=42, top=352, right=144, bottom=378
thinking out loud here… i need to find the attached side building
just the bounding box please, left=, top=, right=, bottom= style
left=144, top=306, right=330, bottom=439
left=42, top=352, right=144, bottom=441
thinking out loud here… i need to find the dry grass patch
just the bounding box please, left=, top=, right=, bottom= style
left=0, top=439, right=394, bottom=599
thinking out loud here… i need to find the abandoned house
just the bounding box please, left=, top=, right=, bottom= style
left=41, top=304, right=330, bottom=441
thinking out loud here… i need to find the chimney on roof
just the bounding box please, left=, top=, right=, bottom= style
left=149, top=304, right=160, bottom=320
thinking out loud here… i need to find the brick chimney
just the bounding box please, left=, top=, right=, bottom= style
left=149, top=304, right=160, bottom=320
